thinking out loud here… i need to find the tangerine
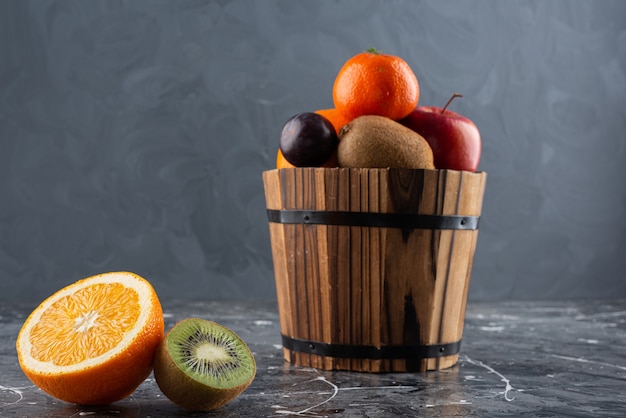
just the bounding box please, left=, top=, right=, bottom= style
left=332, top=48, right=419, bottom=121
left=276, top=148, right=296, bottom=169
left=276, top=148, right=338, bottom=168
left=314, top=108, right=352, bottom=134
left=16, top=271, right=164, bottom=405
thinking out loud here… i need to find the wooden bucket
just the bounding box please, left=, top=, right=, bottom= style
left=262, top=167, right=487, bottom=372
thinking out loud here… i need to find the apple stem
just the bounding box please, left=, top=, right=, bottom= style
left=441, top=93, right=463, bottom=114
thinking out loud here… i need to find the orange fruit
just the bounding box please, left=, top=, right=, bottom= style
left=276, top=148, right=296, bottom=169
left=276, top=148, right=338, bottom=168
left=314, top=108, right=352, bottom=134
left=332, top=48, right=419, bottom=121
left=16, top=271, right=164, bottom=405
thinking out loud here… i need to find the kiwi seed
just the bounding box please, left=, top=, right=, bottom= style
left=337, top=115, right=435, bottom=169
left=153, top=318, right=256, bottom=411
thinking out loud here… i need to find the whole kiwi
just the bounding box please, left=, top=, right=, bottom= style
left=153, top=318, right=256, bottom=411
left=337, top=115, right=435, bottom=169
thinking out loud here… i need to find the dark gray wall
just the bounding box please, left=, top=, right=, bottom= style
left=1, top=0, right=625, bottom=303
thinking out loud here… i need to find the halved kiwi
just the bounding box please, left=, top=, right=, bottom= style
left=153, top=318, right=256, bottom=411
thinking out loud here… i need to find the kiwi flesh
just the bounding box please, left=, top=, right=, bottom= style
left=153, top=318, right=256, bottom=411
left=337, top=115, right=435, bottom=169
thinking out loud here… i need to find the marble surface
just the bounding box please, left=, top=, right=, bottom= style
left=1, top=299, right=626, bottom=417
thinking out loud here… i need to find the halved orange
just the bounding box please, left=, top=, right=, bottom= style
left=16, top=271, right=164, bottom=405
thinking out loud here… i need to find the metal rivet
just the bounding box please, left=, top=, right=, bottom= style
left=308, top=343, right=315, bottom=351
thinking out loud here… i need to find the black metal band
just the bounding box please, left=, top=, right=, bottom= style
left=267, top=209, right=479, bottom=230
left=281, top=334, right=461, bottom=360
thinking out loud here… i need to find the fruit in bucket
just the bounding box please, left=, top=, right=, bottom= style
left=333, top=48, right=420, bottom=121
left=279, top=112, right=339, bottom=167
left=337, top=115, right=434, bottom=169
left=276, top=149, right=296, bottom=169
left=275, top=49, right=483, bottom=172
left=314, top=108, right=352, bottom=134
left=276, top=109, right=343, bottom=169
left=401, top=93, right=481, bottom=172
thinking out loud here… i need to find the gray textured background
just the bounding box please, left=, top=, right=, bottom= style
left=1, top=0, right=625, bottom=303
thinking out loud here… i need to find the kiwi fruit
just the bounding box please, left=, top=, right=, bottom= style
left=153, top=318, right=256, bottom=411
left=337, top=115, right=435, bottom=169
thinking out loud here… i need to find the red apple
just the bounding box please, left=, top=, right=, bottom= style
left=400, top=93, right=481, bottom=172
